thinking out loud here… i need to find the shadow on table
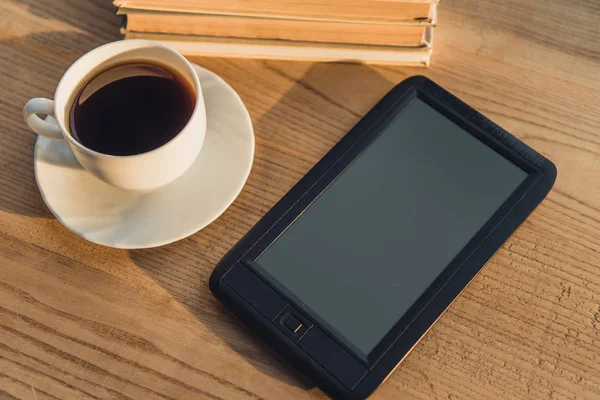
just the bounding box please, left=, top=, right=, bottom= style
left=130, top=62, right=395, bottom=392
left=1, top=0, right=120, bottom=218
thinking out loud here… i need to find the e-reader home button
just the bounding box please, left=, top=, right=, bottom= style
left=276, top=307, right=312, bottom=341
left=283, top=315, right=303, bottom=333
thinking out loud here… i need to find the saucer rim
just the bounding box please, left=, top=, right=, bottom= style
left=34, top=64, right=255, bottom=249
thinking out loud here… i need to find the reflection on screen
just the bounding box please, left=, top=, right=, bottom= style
left=255, top=99, right=527, bottom=356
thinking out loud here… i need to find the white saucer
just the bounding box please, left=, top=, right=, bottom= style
left=34, top=64, right=254, bottom=249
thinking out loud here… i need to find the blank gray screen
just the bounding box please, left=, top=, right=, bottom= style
left=255, top=99, right=527, bottom=355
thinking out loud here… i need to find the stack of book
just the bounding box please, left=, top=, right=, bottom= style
left=115, top=0, right=439, bottom=66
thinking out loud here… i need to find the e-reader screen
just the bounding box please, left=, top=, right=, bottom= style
left=254, top=99, right=528, bottom=357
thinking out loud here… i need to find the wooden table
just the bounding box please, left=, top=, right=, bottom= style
left=1, top=0, right=599, bottom=399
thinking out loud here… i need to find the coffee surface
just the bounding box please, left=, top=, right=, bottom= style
left=69, top=62, right=195, bottom=156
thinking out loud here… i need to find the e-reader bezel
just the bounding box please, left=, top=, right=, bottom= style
left=210, top=76, right=557, bottom=400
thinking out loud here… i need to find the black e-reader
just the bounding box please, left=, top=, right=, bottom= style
left=210, top=76, right=556, bottom=399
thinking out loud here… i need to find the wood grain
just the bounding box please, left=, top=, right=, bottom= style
left=1, top=0, right=599, bottom=399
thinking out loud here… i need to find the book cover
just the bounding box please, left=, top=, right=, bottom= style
left=121, top=11, right=432, bottom=47
left=114, top=0, right=438, bottom=24
left=122, top=30, right=433, bottom=66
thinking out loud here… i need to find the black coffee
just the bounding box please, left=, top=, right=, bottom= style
left=69, top=62, right=195, bottom=156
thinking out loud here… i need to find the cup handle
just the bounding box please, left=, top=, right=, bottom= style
left=23, top=98, right=64, bottom=140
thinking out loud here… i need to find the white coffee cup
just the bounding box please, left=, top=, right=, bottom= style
left=23, top=40, right=206, bottom=191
